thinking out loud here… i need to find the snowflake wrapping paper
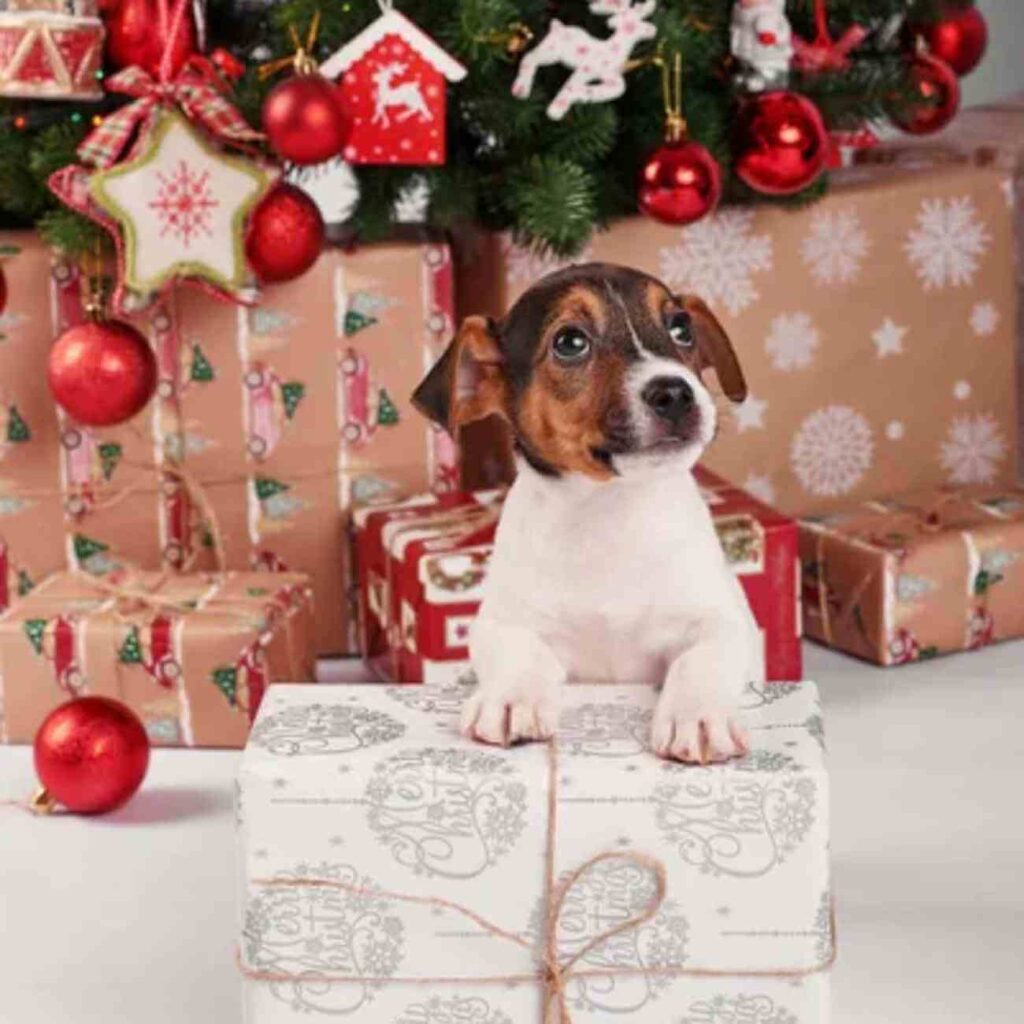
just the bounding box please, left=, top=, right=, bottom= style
left=458, top=158, right=1018, bottom=515
left=237, top=680, right=831, bottom=1023
left=801, top=483, right=1024, bottom=665
left=0, top=231, right=459, bottom=658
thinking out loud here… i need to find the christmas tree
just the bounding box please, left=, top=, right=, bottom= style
left=211, top=665, right=239, bottom=706
left=191, top=344, right=216, bottom=382
left=1, top=0, right=950, bottom=256
left=6, top=406, right=30, bottom=443
left=377, top=388, right=400, bottom=427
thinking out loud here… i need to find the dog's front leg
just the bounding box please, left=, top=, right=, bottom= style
left=461, top=618, right=566, bottom=746
left=653, top=616, right=752, bottom=764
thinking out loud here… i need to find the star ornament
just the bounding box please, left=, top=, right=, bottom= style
left=90, top=111, right=273, bottom=311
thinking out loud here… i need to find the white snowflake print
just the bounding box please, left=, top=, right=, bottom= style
left=765, top=313, right=819, bottom=372
left=970, top=301, right=999, bottom=337
left=886, top=420, right=905, bottom=441
left=904, top=196, right=991, bottom=290
left=743, top=472, right=776, bottom=505
left=872, top=317, right=906, bottom=359
left=659, top=209, right=773, bottom=317
left=148, top=158, right=218, bottom=246
left=939, top=413, right=1008, bottom=485
left=732, top=393, right=768, bottom=432
left=800, top=207, right=870, bottom=286
left=503, top=238, right=593, bottom=285
left=791, top=405, right=874, bottom=497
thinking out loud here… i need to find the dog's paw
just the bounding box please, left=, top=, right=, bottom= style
left=460, top=684, right=559, bottom=747
left=650, top=700, right=749, bottom=764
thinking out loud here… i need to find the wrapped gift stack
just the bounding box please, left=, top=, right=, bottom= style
left=237, top=679, right=832, bottom=1023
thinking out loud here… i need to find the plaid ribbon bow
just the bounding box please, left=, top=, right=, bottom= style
left=77, top=65, right=263, bottom=169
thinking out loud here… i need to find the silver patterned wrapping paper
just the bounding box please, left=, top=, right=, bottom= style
left=237, top=681, right=831, bottom=1023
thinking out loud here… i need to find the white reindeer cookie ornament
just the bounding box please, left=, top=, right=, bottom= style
left=730, top=0, right=794, bottom=91
left=512, top=0, right=658, bottom=121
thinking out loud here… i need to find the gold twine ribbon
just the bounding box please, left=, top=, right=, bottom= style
left=240, top=741, right=836, bottom=1022
left=258, top=13, right=322, bottom=79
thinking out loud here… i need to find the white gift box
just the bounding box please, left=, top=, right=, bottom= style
left=237, top=681, right=832, bottom=1023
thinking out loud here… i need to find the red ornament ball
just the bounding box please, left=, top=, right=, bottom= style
left=916, top=4, right=987, bottom=77
left=733, top=91, right=829, bottom=196
left=262, top=74, right=348, bottom=166
left=890, top=52, right=961, bottom=136
left=101, top=0, right=197, bottom=79
left=638, top=138, right=722, bottom=226
left=245, top=183, right=325, bottom=283
left=47, top=319, right=158, bottom=427
left=34, top=697, right=150, bottom=815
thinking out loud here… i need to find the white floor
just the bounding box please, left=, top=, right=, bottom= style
left=1, top=644, right=1023, bottom=1024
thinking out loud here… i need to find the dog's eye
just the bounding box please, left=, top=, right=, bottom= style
left=551, top=327, right=592, bottom=364
left=666, top=311, right=695, bottom=348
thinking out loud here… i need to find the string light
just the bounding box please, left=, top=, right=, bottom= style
left=14, top=115, right=27, bottom=130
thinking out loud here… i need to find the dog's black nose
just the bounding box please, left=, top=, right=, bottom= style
left=641, top=376, right=694, bottom=422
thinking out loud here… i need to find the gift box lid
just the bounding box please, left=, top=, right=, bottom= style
left=238, top=679, right=831, bottom=990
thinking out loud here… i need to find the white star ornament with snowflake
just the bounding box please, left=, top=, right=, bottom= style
left=90, top=111, right=273, bottom=309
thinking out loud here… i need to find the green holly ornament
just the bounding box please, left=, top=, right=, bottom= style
left=281, top=382, right=305, bottom=420
left=6, top=406, right=29, bottom=443
left=191, top=344, right=215, bottom=382
left=377, top=388, right=400, bottom=427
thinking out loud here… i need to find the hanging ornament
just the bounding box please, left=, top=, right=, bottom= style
left=637, top=53, right=721, bottom=226
left=48, top=317, right=158, bottom=426
left=729, top=0, right=794, bottom=92
left=245, top=182, right=325, bottom=284
left=101, top=0, right=202, bottom=80
left=32, top=696, right=150, bottom=815
left=791, top=0, right=868, bottom=74
left=509, top=0, right=655, bottom=121
left=733, top=90, right=828, bottom=196
left=912, top=3, right=987, bottom=78
left=0, top=0, right=105, bottom=100
left=260, top=14, right=349, bottom=167
left=889, top=50, right=960, bottom=136
left=319, top=1, right=466, bottom=163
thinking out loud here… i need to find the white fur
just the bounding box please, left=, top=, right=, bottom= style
left=462, top=426, right=761, bottom=762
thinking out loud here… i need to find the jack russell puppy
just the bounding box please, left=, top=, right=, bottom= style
left=413, top=263, right=760, bottom=764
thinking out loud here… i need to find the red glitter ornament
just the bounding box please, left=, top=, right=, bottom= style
left=33, top=696, right=150, bottom=815
left=638, top=138, right=722, bottom=226
left=245, top=183, right=325, bottom=284
left=262, top=73, right=349, bottom=166
left=890, top=51, right=960, bottom=136
left=101, top=0, right=198, bottom=80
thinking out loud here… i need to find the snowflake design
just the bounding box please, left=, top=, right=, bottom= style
left=679, top=993, right=798, bottom=1024
left=904, top=196, right=990, bottom=290
left=503, top=237, right=593, bottom=285
left=765, top=313, right=819, bottom=372
left=659, top=210, right=773, bottom=316
left=148, top=159, right=218, bottom=246
left=800, top=207, right=870, bottom=286
left=742, top=472, right=775, bottom=506
left=939, top=413, right=1008, bottom=485
left=791, top=406, right=874, bottom=497
left=970, top=301, right=1000, bottom=337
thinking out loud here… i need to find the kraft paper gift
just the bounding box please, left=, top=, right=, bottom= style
left=801, top=485, right=1024, bottom=665
left=457, top=158, right=1018, bottom=516
left=237, top=679, right=832, bottom=1022
left=0, top=569, right=315, bottom=746
left=0, top=232, right=459, bottom=658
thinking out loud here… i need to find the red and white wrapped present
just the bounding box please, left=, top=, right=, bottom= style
left=354, top=468, right=802, bottom=684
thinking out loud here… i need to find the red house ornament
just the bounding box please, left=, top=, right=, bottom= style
left=320, top=4, right=466, bottom=166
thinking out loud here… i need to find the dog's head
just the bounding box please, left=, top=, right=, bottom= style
left=413, top=262, right=747, bottom=480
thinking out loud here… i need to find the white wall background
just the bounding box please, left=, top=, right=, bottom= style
left=961, top=0, right=1024, bottom=106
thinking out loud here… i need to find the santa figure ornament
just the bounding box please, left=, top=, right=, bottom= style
left=730, top=0, right=793, bottom=92
left=320, top=2, right=466, bottom=165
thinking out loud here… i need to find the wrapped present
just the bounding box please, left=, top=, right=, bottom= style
left=354, top=469, right=801, bottom=684
left=0, top=231, right=460, bottom=655
left=0, top=569, right=315, bottom=746
left=800, top=485, right=1024, bottom=665
left=457, top=156, right=1018, bottom=516
left=237, top=680, right=832, bottom=1023
left=0, top=0, right=104, bottom=100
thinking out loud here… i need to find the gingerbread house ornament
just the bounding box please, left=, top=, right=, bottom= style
left=320, top=2, right=466, bottom=166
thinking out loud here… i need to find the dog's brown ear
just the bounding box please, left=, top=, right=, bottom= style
left=682, top=296, right=748, bottom=403
left=412, top=316, right=507, bottom=433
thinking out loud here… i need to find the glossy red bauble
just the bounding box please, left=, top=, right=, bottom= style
left=890, top=52, right=961, bottom=136
left=100, top=0, right=198, bottom=79
left=916, top=4, right=987, bottom=77
left=245, top=183, right=325, bottom=283
left=262, top=74, right=349, bottom=166
left=47, top=319, right=158, bottom=427
left=637, top=139, right=722, bottom=226
left=34, top=697, right=150, bottom=814
left=733, top=91, right=829, bottom=196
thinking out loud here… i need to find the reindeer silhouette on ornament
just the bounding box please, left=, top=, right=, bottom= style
left=371, top=62, right=433, bottom=126
left=512, top=0, right=657, bottom=121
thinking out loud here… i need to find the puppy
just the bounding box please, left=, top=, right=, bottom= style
left=413, top=263, right=760, bottom=763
